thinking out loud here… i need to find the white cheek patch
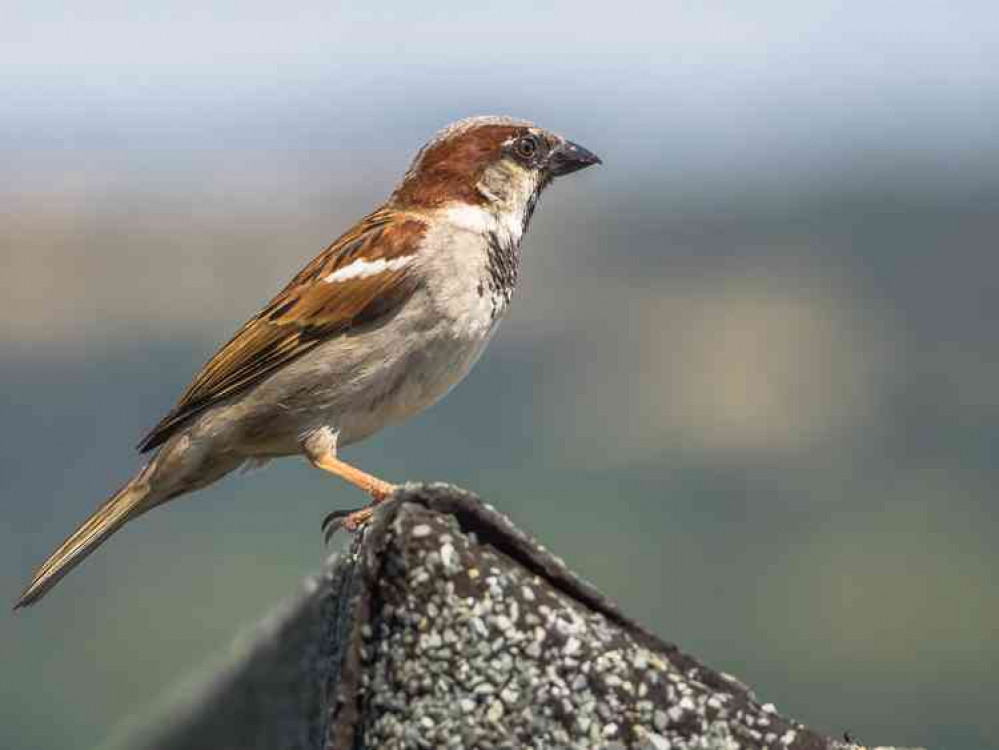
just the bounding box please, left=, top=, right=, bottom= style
left=323, top=255, right=415, bottom=283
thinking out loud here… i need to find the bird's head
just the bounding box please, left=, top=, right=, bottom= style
left=390, top=116, right=601, bottom=221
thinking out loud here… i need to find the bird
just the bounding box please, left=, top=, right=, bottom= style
left=14, top=115, right=601, bottom=609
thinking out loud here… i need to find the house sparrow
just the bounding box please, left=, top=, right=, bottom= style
left=14, top=115, right=600, bottom=609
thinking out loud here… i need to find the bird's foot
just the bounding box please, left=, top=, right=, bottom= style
left=321, top=506, right=377, bottom=542
left=320, top=485, right=395, bottom=544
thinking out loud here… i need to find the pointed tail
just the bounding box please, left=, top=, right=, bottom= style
left=14, top=477, right=152, bottom=609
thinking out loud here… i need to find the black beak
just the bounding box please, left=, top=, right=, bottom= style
left=547, top=140, right=602, bottom=176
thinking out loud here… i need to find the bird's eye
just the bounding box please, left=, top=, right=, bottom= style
left=515, top=135, right=539, bottom=159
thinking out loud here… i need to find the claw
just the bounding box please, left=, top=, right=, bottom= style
left=321, top=508, right=358, bottom=545
left=321, top=508, right=355, bottom=533
left=321, top=504, right=381, bottom=543
left=320, top=484, right=394, bottom=544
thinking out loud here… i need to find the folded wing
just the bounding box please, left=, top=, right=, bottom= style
left=138, top=208, right=427, bottom=452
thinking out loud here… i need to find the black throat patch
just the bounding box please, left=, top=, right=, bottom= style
left=485, top=229, right=520, bottom=317
left=483, top=184, right=544, bottom=318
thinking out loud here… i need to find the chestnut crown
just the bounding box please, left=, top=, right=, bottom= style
left=390, top=116, right=600, bottom=209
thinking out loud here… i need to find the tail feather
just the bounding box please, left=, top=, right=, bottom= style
left=14, top=479, right=151, bottom=609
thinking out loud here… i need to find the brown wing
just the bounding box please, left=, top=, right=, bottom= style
left=137, top=207, right=427, bottom=452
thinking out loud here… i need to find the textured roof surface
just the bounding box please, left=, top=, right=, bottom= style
left=105, top=483, right=921, bottom=750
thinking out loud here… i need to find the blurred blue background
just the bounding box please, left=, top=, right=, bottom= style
left=2, top=3, right=998, bottom=748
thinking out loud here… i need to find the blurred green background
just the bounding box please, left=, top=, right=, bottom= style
left=2, top=3, right=998, bottom=749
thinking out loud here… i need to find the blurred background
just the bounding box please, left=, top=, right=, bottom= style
left=2, top=2, right=997, bottom=748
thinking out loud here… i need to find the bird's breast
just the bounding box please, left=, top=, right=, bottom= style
left=302, top=219, right=519, bottom=446
left=421, top=210, right=521, bottom=339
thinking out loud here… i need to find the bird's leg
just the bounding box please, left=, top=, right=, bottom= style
left=312, top=454, right=396, bottom=540
left=303, top=429, right=396, bottom=541
left=311, top=452, right=396, bottom=501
